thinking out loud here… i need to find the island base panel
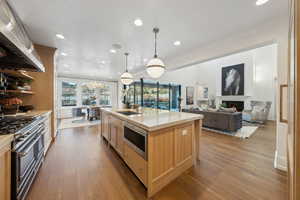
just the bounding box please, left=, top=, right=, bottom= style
left=147, top=122, right=195, bottom=197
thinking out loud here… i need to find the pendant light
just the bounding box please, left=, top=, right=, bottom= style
left=146, top=27, right=165, bottom=79
left=120, top=52, right=134, bottom=85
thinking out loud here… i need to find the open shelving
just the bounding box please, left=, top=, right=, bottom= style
left=0, top=69, right=35, bottom=80
left=0, top=90, right=35, bottom=95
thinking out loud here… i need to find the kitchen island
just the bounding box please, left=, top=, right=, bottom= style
left=100, top=108, right=203, bottom=197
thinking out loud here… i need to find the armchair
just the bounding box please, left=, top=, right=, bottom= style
left=243, top=101, right=272, bottom=124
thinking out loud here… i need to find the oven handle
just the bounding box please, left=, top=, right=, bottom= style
left=15, top=135, right=41, bottom=157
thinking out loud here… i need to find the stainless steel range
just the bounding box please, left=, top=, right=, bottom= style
left=0, top=115, right=46, bottom=200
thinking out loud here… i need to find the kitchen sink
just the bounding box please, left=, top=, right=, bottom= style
left=117, top=111, right=140, bottom=116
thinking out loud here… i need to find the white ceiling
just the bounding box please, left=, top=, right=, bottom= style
left=10, top=0, right=288, bottom=80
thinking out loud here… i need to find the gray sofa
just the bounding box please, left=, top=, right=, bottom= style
left=182, top=109, right=242, bottom=132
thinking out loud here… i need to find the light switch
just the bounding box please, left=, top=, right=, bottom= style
left=182, top=130, right=187, bottom=136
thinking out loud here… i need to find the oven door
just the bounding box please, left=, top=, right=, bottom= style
left=35, top=132, right=44, bottom=160
left=14, top=135, right=41, bottom=190
left=124, top=123, right=147, bottom=160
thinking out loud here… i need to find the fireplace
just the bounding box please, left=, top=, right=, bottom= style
left=222, top=101, right=244, bottom=112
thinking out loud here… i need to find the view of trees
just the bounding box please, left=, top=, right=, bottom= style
left=62, top=81, right=77, bottom=106
left=125, top=80, right=181, bottom=111
left=61, top=80, right=112, bottom=107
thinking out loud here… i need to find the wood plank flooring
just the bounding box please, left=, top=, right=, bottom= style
left=26, top=122, right=287, bottom=200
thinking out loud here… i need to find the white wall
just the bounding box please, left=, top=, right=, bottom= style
left=159, top=44, right=277, bottom=120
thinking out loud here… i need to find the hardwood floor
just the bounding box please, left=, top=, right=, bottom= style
left=26, top=122, right=287, bottom=200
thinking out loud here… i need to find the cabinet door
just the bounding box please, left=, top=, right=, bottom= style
left=123, top=143, right=147, bottom=186
left=110, top=124, right=117, bottom=148
left=115, top=123, right=124, bottom=156
left=0, top=144, right=11, bottom=200
left=102, top=113, right=110, bottom=140
left=175, top=123, right=193, bottom=166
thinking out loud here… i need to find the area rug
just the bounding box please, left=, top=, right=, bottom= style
left=235, top=126, right=259, bottom=139
left=58, top=117, right=101, bottom=130
left=203, top=125, right=259, bottom=139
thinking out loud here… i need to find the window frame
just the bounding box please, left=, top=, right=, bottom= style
left=124, top=79, right=181, bottom=111
left=61, top=81, right=78, bottom=107
left=58, top=78, right=117, bottom=108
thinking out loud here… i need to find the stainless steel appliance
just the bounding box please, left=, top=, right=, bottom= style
left=0, top=115, right=46, bottom=200
left=0, top=0, right=44, bottom=72
left=124, top=122, right=147, bottom=160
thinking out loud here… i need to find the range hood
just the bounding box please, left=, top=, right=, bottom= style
left=0, top=0, right=44, bottom=72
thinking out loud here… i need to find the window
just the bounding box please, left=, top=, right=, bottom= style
left=61, top=81, right=77, bottom=106
left=81, top=85, right=97, bottom=105
left=126, top=84, right=135, bottom=105
left=159, top=84, right=170, bottom=110
left=59, top=79, right=116, bottom=108
left=124, top=79, right=181, bottom=111
left=143, top=82, right=158, bottom=109
left=170, top=85, right=181, bottom=111
left=99, top=85, right=111, bottom=105
left=135, top=82, right=142, bottom=105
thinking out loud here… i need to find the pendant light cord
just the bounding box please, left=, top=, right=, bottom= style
left=154, top=31, right=157, bottom=58
left=125, top=53, right=129, bottom=72
left=153, top=28, right=159, bottom=58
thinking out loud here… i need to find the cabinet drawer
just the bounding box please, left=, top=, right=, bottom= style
left=123, top=143, right=147, bottom=186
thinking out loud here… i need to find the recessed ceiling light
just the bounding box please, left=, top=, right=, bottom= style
left=256, top=0, right=269, bottom=6
left=61, top=52, right=67, bottom=56
left=174, top=41, right=181, bottom=46
left=56, top=34, right=65, bottom=39
left=64, top=64, right=70, bottom=68
left=101, top=61, right=106, bottom=64
left=110, top=49, right=116, bottom=53
left=143, top=58, right=148, bottom=62
left=134, top=18, right=143, bottom=26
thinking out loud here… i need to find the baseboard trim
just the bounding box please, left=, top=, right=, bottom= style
left=274, top=150, right=287, bottom=171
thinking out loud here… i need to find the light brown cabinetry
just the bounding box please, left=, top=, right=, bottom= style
left=116, top=128, right=124, bottom=156
left=101, top=112, right=110, bottom=140
left=0, top=143, right=11, bottom=200
left=124, top=143, right=148, bottom=186
left=43, top=112, right=52, bottom=155
left=110, top=124, right=117, bottom=148
left=101, top=114, right=124, bottom=157
left=113, top=117, right=124, bottom=156
left=175, top=123, right=193, bottom=166
left=147, top=122, right=195, bottom=197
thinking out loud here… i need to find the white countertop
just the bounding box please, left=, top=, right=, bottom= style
left=0, top=134, right=13, bottom=150
left=101, top=108, right=203, bottom=132
left=3, top=110, right=52, bottom=118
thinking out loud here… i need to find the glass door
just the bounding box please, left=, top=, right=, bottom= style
left=170, top=85, right=181, bottom=111
left=158, top=84, right=170, bottom=110
left=134, top=82, right=142, bottom=105
left=143, top=82, right=158, bottom=108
